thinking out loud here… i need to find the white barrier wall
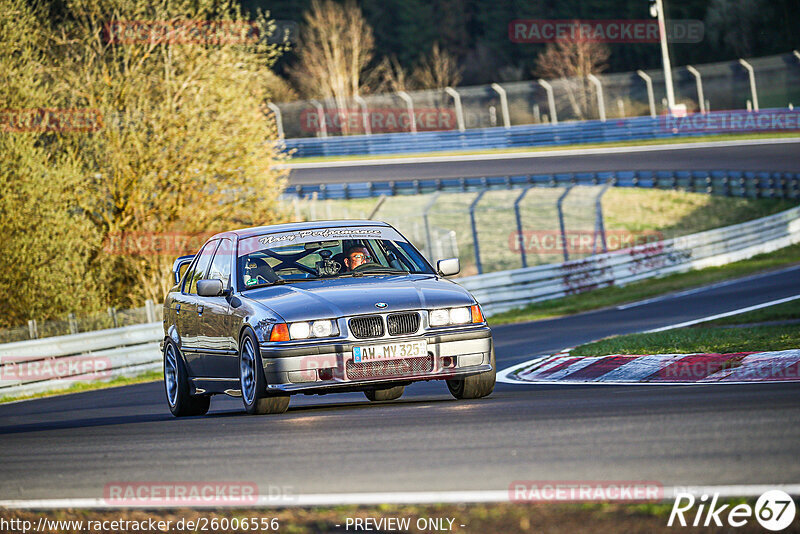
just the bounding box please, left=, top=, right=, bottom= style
left=1, top=206, right=798, bottom=398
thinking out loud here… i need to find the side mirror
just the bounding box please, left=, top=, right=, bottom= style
left=436, top=258, right=460, bottom=277
left=197, top=279, right=224, bottom=297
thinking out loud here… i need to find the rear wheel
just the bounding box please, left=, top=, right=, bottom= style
left=163, top=340, right=210, bottom=417
left=239, top=330, right=290, bottom=415
left=446, top=347, right=496, bottom=399
left=364, top=385, right=405, bottom=401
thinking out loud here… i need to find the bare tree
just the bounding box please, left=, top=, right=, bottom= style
left=369, top=55, right=410, bottom=94
left=411, top=43, right=462, bottom=90
left=535, top=38, right=610, bottom=120
left=289, top=0, right=374, bottom=134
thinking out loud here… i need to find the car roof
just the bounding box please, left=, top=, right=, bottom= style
left=210, top=220, right=393, bottom=241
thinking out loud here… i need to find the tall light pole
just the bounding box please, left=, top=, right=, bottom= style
left=652, top=0, right=676, bottom=112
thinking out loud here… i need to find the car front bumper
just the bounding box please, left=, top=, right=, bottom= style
left=258, top=325, right=493, bottom=393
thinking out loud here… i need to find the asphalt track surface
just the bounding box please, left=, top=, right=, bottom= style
left=287, top=139, right=800, bottom=184
left=1, top=265, right=799, bottom=501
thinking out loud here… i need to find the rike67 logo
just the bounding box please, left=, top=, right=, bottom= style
left=668, top=490, right=796, bottom=531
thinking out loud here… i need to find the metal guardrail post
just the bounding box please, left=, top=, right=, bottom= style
left=538, top=79, right=558, bottom=125
left=397, top=91, right=417, bottom=133
left=738, top=59, right=760, bottom=111
left=686, top=66, right=706, bottom=114
left=469, top=190, right=488, bottom=274
left=587, top=74, right=606, bottom=122
left=422, top=192, right=440, bottom=261
left=490, top=83, right=511, bottom=129
left=353, top=95, right=371, bottom=135
left=266, top=102, right=284, bottom=139
left=145, top=299, right=156, bottom=323
left=309, top=99, right=328, bottom=137
left=28, top=319, right=38, bottom=339
left=636, top=70, right=656, bottom=118
left=593, top=180, right=613, bottom=254
left=68, top=313, right=78, bottom=335
left=444, top=87, right=466, bottom=132
left=557, top=185, right=574, bottom=262
left=513, top=186, right=533, bottom=268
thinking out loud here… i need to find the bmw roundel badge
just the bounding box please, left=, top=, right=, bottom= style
left=375, top=302, right=388, bottom=309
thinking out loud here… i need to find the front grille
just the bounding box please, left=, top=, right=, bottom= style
left=387, top=312, right=420, bottom=336
left=346, top=355, right=434, bottom=380
left=349, top=316, right=384, bottom=339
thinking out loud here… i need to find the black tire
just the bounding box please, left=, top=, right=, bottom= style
left=446, top=347, right=496, bottom=399
left=239, top=329, right=290, bottom=415
left=364, top=385, right=405, bottom=402
left=163, top=340, right=210, bottom=417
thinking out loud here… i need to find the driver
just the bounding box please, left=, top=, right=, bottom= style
left=243, top=257, right=278, bottom=285
left=343, top=246, right=371, bottom=271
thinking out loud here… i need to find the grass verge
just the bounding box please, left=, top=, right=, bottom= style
left=0, top=370, right=161, bottom=404
left=285, top=132, right=800, bottom=164
left=571, top=324, right=800, bottom=357
left=697, top=298, right=800, bottom=327
left=488, top=243, right=800, bottom=326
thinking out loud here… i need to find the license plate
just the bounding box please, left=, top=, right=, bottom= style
left=353, top=340, right=427, bottom=363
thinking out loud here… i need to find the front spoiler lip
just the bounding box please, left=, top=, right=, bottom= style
left=266, top=363, right=493, bottom=392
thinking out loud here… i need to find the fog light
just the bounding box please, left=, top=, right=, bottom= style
left=442, top=356, right=454, bottom=367
left=318, top=368, right=334, bottom=380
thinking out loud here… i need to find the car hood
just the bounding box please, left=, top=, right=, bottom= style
left=241, top=274, right=474, bottom=322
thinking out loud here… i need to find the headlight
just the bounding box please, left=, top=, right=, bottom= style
left=429, top=307, right=471, bottom=327
left=449, top=307, right=471, bottom=324
left=288, top=320, right=339, bottom=340
left=429, top=309, right=451, bottom=327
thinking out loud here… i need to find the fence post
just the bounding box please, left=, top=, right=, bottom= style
left=686, top=66, right=706, bottom=114
left=557, top=185, right=574, bottom=262
left=593, top=180, right=613, bottom=254
left=636, top=70, right=656, bottom=118
left=397, top=91, right=417, bottom=134
left=587, top=74, right=606, bottom=122
left=444, top=87, right=466, bottom=131
left=422, top=192, right=440, bottom=261
left=68, top=313, right=78, bottom=334
left=28, top=319, right=38, bottom=339
left=353, top=94, right=371, bottom=135
left=108, top=307, right=118, bottom=329
left=490, top=83, right=511, bottom=129
left=309, top=99, right=328, bottom=137
left=738, top=59, right=759, bottom=111
left=145, top=299, right=156, bottom=323
left=538, top=79, right=558, bottom=125
left=266, top=102, right=284, bottom=139
left=513, top=186, right=533, bottom=268
left=469, top=190, right=487, bottom=274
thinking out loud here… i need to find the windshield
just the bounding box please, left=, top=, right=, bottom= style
left=236, top=227, right=434, bottom=289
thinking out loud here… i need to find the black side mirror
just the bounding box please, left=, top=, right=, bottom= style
left=197, top=279, right=224, bottom=297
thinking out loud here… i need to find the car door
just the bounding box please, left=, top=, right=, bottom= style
left=178, top=240, right=218, bottom=376
left=196, top=238, right=238, bottom=379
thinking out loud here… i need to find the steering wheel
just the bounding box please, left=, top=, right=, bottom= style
left=352, top=262, right=392, bottom=273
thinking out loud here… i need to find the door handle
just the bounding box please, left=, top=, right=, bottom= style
left=175, top=303, right=181, bottom=314
left=197, top=305, right=204, bottom=315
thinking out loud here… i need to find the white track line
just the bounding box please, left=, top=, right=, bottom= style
left=2, top=486, right=799, bottom=509
left=616, top=264, right=800, bottom=310
left=279, top=137, right=800, bottom=169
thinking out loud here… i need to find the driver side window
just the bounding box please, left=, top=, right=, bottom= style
left=183, top=240, right=218, bottom=294
left=207, top=239, right=233, bottom=289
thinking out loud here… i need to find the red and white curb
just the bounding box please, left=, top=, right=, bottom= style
left=498, top=349, right=800, bottom=385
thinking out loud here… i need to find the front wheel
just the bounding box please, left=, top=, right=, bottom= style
left=364, top=385, right=405, bottom=401
left=239, top=330, right=290, bottom=415
left=163, top=340, right=210, bottom=417
left=446, top=347, right=496, bottom=399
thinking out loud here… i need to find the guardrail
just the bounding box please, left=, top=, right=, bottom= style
left=283, top=109, right=800, bottom=158
left=1, top=205, right=798, bottom=398
left=285, top=169, right=800, bottom=200
left=458, top=205, right=800, bottom=315
left=0, top=323, right=162, bottom=398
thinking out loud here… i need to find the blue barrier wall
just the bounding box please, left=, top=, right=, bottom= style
left=285, top=170, right=800, bottom=200
left=283, top=109, right=798, bottom=158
